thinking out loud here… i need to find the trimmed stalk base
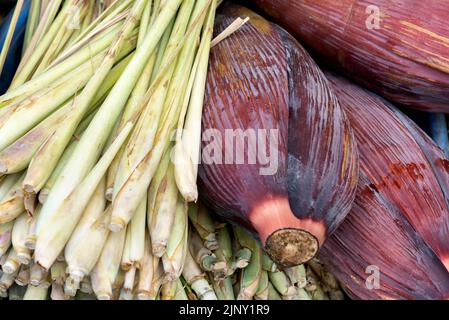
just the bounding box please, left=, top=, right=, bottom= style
left=265, top=228, right=318, bottom=268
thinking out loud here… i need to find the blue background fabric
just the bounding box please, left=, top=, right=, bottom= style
left=0, top=0, right=30, bottom=94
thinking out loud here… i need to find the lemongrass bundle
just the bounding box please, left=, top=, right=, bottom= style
left=34, top=123, right=133, bottom=270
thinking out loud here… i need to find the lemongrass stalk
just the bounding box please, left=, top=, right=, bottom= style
left=15, top=264, right=30, bottom=286
left=211, top=275, right=235, bottom=300
left=285, top=265, right=307, bottom=289
left=174, top=279, right=189, bottom=300
left=23, top=0, right=41, bottom=54
left=146, top=147, right=170, bottom=221
left=127, top=197, right=147, bottom=268
left=51, top=283, right=68, bottom=300
left=161, top=280, right=178, bottom=300
left=136, top=234, right=155, bottom=300
left=162, top=197, right=188, bottom=281
left=11, top=0, right=80, bottom=87
left=237, top=244, right=262, bottom=300
left=9, top=284, right=27, bottom=299
left=262, top=251, right=278, bottom=273
left=268, top=282, right=282, bottom=300
left=121, top=224, right=132, bottom=271
left=138, top=0, right=153, bottom=46
left=80, top=276, right=93, bottom=294
left=105, top=20, right=166, bottom=198
left=109, top=269, right=124, bottom=300
left=50, top=261, right=66, bottom=286
left=0, top=268, right=19, bottom=292
left=150, top=163, right=178, bottom=257
left=35, top=123, right=133, bottom=270
left=91, top=228, right=126, bottom=300
left=268, top=271, right=297, bottom=300
left=11, top=213, right=31, bottom=265
left=182, top=249, right=217, bottom=300
left=213, top=225, right=233, bottom=279
left=189, top=230, right=217, bottom=272
left=24, top=206, right=40, bottom=250
left=188, top=203, right=217, bottom=250
left=254, top=271, right=269, bottom=300
left=148, top=260, right=164, bottom=300
left=120, top=266, right=137, bottom=300
left=39, top=137, right=80, bottom=205
left=0, top=173, right=26, bottom=224
left=174, top=0, right=216, bottom=202
left=22, top=0, right=144, bottom=194
left=0, top=221, right=13, bottom=258
left=64, top=181, right=109, bottom=282
left=110, top=0, right=205, bottom=230
left=1, top=28, right=129, bottom=109
left=0, top=0, right=24, bottom=75
left=29, top=263, right=48, bottom=287
left=2, top=248, right=21, bottom=274
left=43, top=0, right=183, bottom=242
left=109, top=13, right=182, bottom=208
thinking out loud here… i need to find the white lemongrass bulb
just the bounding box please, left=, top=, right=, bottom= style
left=65, top=180, right=108, bottom=282
left=11, top=213, right=31, bottom=265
